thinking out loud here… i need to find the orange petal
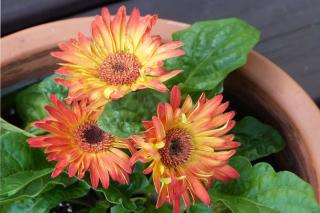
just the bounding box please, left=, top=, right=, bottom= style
left=188, top=176, right=210, bottom=205
left=152, top=116, right=165, bottom=141
left=146, top=80, right=168, bottom=93
left=90, top=160, right=100, bottom=189
left=170, top=85, right=181, bottom=111
left=158, top=70, right=183, bottom=82
left=111, top=5, right=126, bottom=50
left=156, top=185, right=168, bottom=208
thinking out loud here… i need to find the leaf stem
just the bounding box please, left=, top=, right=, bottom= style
left=0, top=117, right=36, bottom=137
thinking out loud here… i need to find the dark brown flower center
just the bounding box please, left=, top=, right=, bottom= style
left=99, top=52, right=141, bottom=85
left=82, top=125, right=105, bottom=144
left=159, top=128, right=193, bottom=168
left=75, top=122, right=113, bottom=152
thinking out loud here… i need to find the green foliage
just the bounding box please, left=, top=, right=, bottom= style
left=1, top=181, right=90, bottom=213
left=89, top=201, right=110, bottom=213
left=0, top=118, right=35, bottom=138
left=0, top=169, right=52, bottom=202
left=111, top=204, right=131, bottom=213
left=97, top=184, right=137, bottom=211
left=98, top=89, right=167, bottom=138
left=88, top=171, right=173, bottom=212
left=210, top=157, right=320, bottom=213
left=1, top=17, right=318, bottom=213
left=38, top=75, right=68, bottom=101
left=0, top=125, right=85, bottom=211
left=231, top=116, right=286, bottom=161
left=95, top=173, right=150, bottom=212
left=15, top=84, right=48, bottom=125
left=0, top=171, right=77, bottom=205
left=144, top=203, right=173, bottom=213
left=190, top=157, right=319, bottom=212
left=165, top=18, right=260, bottom=93
left=188, top=202, right=212, bottom=213
left=15, top=74, right=67, bottom=129
left=109, top=200, right=173, bottom=213
left=0, top=131, right=49, bottom=178
left=0, top=131, right=32, bottom=178
left=117, top=173, right=150, bottom=195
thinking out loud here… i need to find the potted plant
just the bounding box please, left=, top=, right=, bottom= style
left=1, top=6, right=319, bottom=213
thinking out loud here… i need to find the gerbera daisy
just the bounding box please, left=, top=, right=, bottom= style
left=27, top=95, right=133, bottom=189
left=130, top=86, right=240, bottom=212
left=52, top=6, right=184, bottom=109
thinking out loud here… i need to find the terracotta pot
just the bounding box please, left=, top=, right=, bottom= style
left=1, top=17, right=320, bottom=202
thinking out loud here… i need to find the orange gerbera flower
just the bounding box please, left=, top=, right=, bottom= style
left=27, top=95, right=133, bottom=189
left=52, top=6, right=184, bottom=109
left=130, top=86, right=240, bottom=212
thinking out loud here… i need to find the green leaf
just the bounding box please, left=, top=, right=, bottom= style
left=188, top=81, right=224, bottom=101
left=164, top=18, right=260, bottom=92
left=89, top=201, right=110, bottom=213
left=110, top=197, right=148, bottom=213
left=15, top=74, right=67, bottom=128
left=0, top=129, right=71, bottom=205
left=0, top=168, right=52, bottom=198
left=97, top=184, right=137, bottom=211
left=212, top=200, right=232, bottom=213
left=101, top=173, right=152, bottom=212
left=0, top=171, right=77, bottom=205
left=231, top=116, right=285, bottom=161
left=15, top=84, right=49, bottom=125
left=98, top=89, right=167, bottom=138
left=0, top=118, right=35, bottom=138
left=1, top=180, right=90, bottom=213
left=38, top=75, right=68, bottom=101
left=143, top=201, right=172, bottom=213
left=214, top=193, right=277, bottom=213
left=0, top=131, right=49, bottom=178
left=188, top=203, right=212, bottom=213
left=211, top=156, right=320, bottom=213
left=133, top=162, right=148, bottom=173
left=117, top=173, right=149, bottom=195
left=0, top=131, right=31, bottom=178
left=111, top=204, right=130, bottom=213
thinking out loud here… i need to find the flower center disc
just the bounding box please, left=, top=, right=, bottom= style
left=159, top=128, right=193, bottom=167
left=99, top=52, right=141, bottom=85
left=75, top=122, right=113, bottom=152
